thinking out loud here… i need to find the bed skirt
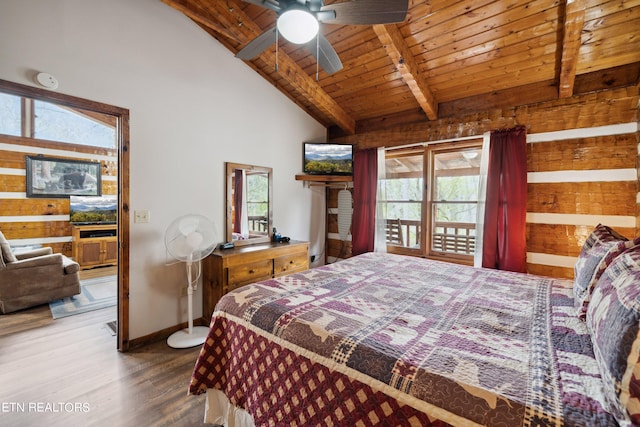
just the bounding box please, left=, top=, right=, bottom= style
left=204, top=388, right=256, bottom=427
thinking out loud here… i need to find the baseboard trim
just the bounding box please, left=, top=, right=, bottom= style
left=128, top=317, right=209, bottom=350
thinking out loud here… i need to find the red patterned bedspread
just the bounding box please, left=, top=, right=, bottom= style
left=189, top=252, right=617, bottom=426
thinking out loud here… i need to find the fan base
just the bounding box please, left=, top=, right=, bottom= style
left=167, top=326, right=210, bottom=348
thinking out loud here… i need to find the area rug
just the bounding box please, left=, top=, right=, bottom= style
left=49, top=275, right=116, bottom=319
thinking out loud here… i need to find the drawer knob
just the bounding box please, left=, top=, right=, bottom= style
left=289, top=260, right=294, bottom=264
left=249, top=269, right=255, bottom=274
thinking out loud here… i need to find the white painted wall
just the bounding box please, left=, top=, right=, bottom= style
left=0, top=0, right=326, bottom=339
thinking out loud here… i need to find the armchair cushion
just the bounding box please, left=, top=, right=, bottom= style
left=15, top=247, right=53, bottom=260
left=12, top=248, right=78, bottom=273
left=5, top=253, right=64, bottom=271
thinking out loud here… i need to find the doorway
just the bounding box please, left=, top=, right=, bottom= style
left=0, top=78, right=130, bottom=350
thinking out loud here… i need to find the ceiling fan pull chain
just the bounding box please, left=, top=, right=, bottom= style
left=316, top=36, right=319, bottom=81
left=275, top=26, right=279, bottom=72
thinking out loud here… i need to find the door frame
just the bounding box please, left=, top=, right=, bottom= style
left=0, top=78, right=130, bottom=351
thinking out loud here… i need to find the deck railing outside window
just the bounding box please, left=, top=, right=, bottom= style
left=385, top=218, right=476, bottom=255
left=432, top=221, right=475, bottom=255
left=385, top=218, right=421, bottom=248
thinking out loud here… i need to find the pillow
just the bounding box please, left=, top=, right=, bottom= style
left=0, top=230, right=17, bottom=264
left=586, top=243, right=640, bottom=425
left=574, top=224, right=633, bottom=319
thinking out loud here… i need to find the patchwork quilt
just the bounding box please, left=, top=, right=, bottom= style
left=189, top=252, right=617, bottom=426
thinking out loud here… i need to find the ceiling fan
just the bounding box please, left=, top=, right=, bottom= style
left=236, top=0, right=409, bottom=75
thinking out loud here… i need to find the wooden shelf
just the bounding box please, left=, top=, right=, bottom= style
left=295, top=174, right=352, bottom=183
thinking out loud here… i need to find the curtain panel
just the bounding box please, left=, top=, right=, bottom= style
left=481, top=126, right=528, bottom=273
left=374, top=148, right=387, bottom=253
left=474, top=132, right=491, bottom=268
left=352, top=149, right=378, bottom=255
left=233, top=170, right=243, bottom=234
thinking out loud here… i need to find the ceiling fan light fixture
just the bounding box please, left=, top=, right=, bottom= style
left=277, top=8, right=319, bottom=44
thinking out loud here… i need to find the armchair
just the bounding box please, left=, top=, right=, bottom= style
left=0, top=231, right=80, bottom=314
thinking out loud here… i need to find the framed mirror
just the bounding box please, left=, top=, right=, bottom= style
left=225, top=162, right=273, bottom=247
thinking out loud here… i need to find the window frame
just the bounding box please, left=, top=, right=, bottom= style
left=381, top=139, right=483, bottom=264
left=0, top=94, right=117, bottom=149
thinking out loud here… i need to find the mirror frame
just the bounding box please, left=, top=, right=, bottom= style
left=225, top=162, right=273, bottom=247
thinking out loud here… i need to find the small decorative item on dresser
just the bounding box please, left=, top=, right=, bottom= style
left=271, top=227, right=282, bottom=242
left=271, top=227, right=289, bottom=243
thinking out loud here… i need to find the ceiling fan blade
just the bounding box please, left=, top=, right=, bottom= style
left=235, top=27, right=277, bottom=60
left=308, top=0, right=324, bottom=12
left=241, top=0, right=282, bottom=13
left=306, top=34, right=343, bottom=75
left=320, top=0, right=409, bottom=25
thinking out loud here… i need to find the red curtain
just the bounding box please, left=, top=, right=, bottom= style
left=352, top=149, right=378, bottom=255
left=233, top=171, right=243, bottom=234
left=482, top=126, right=528, bottom=273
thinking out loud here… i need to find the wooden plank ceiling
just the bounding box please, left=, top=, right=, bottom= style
left=163, top=0, right=640, bottom=136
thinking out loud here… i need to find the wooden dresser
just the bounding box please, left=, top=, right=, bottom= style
left=201, top=240, right=309, bottom=319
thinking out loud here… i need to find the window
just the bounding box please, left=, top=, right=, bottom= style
left=429, top=145, right=482, bottom=259
left=0, top=92, right=22, bottom=136
left=0, top=96, right=116, bottom=149
left=246, top=172, right=269, bottom=233
left=34, top=100, right=116, bottom=148
left=380, top=148, right=424, bottom=254
left=381, top=140, right=482, bottom=262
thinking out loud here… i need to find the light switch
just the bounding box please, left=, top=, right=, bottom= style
left=134, top=210, right=150, bottom=223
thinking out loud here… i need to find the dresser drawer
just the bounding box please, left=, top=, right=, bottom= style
left=227, top=259, right=273, bottom=288
left=274, top=251, right=308, bottom=276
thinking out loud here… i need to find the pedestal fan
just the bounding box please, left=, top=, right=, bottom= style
left=164, top=214, right=217, bottom=348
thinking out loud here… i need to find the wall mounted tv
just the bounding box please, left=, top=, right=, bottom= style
left=303, top=143, right=354, bottom=175
left=69, top=195, right=117, bottom=225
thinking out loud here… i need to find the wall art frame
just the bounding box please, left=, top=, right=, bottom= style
left=26, top=155, right=102, bottom=198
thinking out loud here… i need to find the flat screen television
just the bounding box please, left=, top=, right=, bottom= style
left=303, top=143, right=354, bottom=175
left=69, top=195, right=117, bottom=225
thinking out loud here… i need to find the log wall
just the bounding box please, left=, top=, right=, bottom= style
left=327, top=85, right=639, bottom=278
left=0, top=135, right=117, bottom=257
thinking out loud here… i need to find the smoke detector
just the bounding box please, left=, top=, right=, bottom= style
left=34, top=72, right=59, bottom=90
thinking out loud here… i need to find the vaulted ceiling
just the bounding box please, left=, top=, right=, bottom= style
left=163, top=0, right=640, bottom=136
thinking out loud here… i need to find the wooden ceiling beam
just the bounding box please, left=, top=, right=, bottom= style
left=162, top=0, right=355, bottom=135
left=161, top=0, right=239, bottom=42
left=372, top=24, right=438, bottom=120
left=558, top=0, right=586, bottom=98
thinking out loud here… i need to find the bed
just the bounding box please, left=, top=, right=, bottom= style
left=189, top=226, right=640, bottom=426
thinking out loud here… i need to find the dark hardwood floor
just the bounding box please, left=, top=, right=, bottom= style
left=0, top=267, right=209, bottom=426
